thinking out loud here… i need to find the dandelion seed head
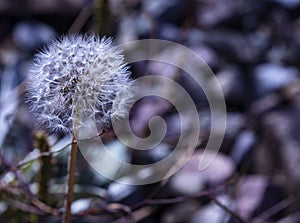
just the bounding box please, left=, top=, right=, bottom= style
left=26, top=34, right=133, bottom=133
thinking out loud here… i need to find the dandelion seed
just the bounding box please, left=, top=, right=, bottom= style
left=26, top=34, right=133, bottom=133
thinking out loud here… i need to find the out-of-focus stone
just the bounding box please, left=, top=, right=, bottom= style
left=13, top=21, right=56, bottom=51
left=253, top=63, right=298, bottom=97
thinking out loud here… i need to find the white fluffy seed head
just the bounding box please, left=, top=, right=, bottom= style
left=26, top=34, right=133, bottom=133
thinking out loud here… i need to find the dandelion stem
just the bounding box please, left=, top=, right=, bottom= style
left=63, top=133, right=77, bottom=223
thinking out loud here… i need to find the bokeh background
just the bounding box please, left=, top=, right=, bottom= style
left=1, top=0, right=300, bottom=222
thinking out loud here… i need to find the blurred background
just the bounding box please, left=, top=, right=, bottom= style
left=1, top=0, right=300, bottom=222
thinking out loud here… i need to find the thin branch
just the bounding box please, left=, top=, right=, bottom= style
left=75, top=129, right=106, bottom=143
left=54, top=181, right=233, bottom=222
left=145, top=179, right=169, bottom=200
left=31, top=198, right=59, bottom=216
left=7, top=199, right=45, bottom=215
left=74, top=199, right=135, bottom=222
left=16, top=130, right=105, bottom=169
left=209, top=196, right=247, bottom=223
left=16, top=145, right=68, bottom=169
left=252, top=196, right=296, bottom=223
left=0, top=150, right=59, bottom=215
left=131, top=183, right=230, bottom=211
left=63, top=133, right=78, bottom=223
left=0, top=150, right=35, bottom=199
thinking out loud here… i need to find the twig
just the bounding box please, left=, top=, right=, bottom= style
left=75, top=129, right=106, bottom=142
left=209, top=196, right=247, bottom=223
left=252, top=195, right=296, bottom=223
left=63, top=133, right=78, bottom=223
left=0, top=150, right=59, bottom=215
left=74, top=200, right=135, bottom=222
left=16, top=146, right=67, bottom=169
left=145, top=179, right=169, bottom=200
left=31, top=198, right=59, bottom=216
left=131, top=183, right=229, bottom=211
left=0, top=150, right=35, bottom=199
left=16, top=131, right=105, bottom=169
left=7, top=199, right=44, bottom=215
left=130, top=206, right=154, bottom=223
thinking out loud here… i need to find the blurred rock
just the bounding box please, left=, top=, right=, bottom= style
left=107, top=182, right=137, bottom=202
left=147, top=142, right=171, bottom=162
left=192, top=111, right=244, bottom=153
left=191, top=195, right=233, bottom=223
left=0, top=50, right=22, bottom=150
left=179, top=72, right=208, bottom=109
left=165, top=110, right=204, bottom=140
left=85, top=140, right=131, bottom=184
left=0, top=202, right=8, bottom=215
left=159, top=23, right=181, bottom=41
left=143, top=0, right=192, bottom=25
left=136, top=13, right=153, bottom=38
left=143, top=0, right=180, bottom=19
left=235, top=175, right=268, bottom=220
left=248, top=29, right=271, bottom=53
left=225, top=113, right=246, bottom=139
left=13, top=21, right=56, bottom=51
left=266, top=44, right=289, bottom=62
left=198, top=109, right=211, bottom=137
left=130, top=97, right=171, bottom=138
left=189, top=44, right=218, bottom=68
left=253, top=63, right=298, bottom=97
left=196, top=0, right=239, bottom=28
left=71, top=198, right=93, bottom=214
left=186, top=29, right=206, bottom=45
left=254, top=104, right=300, bottom=202
left=230, top=130, right=256, bottom=165
left=169, top=168, right=206, bottom=195
left=117, top=15, right=139, bottom=43
left=288, top=21, right=300, bottom=64
left=161, top=200, right=200, bottom=223
left=217, top=66, right=247, bottom=106
left=170, top=150, right=235, bottom=195
left=198, top=151, right=235, bottom=185
left=205, top=29, right=262, bottom=64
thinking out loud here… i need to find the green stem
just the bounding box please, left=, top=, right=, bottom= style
left=63, top=133, right=77, bottom=223
left=36, top=131, right=52, bottom=203
left=36, top=131, right=52, bottom=223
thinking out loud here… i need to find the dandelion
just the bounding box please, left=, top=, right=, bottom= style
left=26, top=34, right=132, bottom=133
left=26, top=34, right=133, bottom=223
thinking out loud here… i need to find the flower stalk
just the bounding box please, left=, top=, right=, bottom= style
left=63, top=133, right=77, bottom=223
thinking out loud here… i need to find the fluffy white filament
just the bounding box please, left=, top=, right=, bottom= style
left=26, top=35, right=132, bottom=133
